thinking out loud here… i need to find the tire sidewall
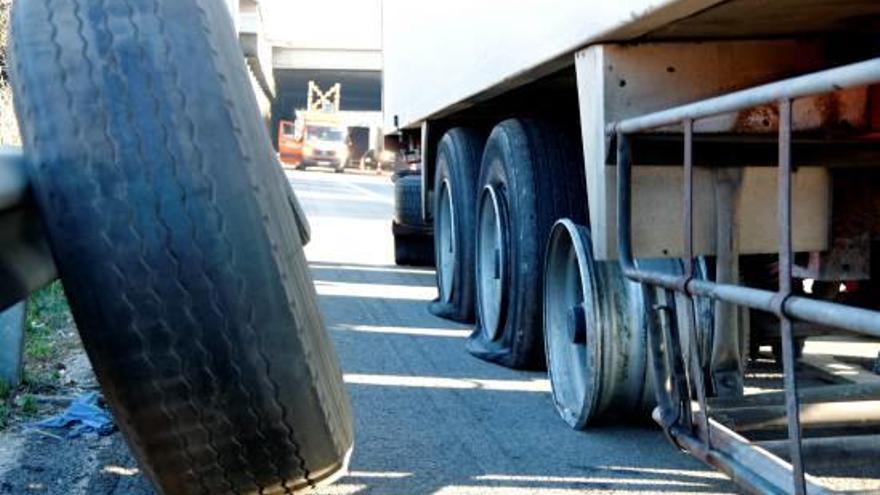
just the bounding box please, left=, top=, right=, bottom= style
left=394, top=174, right=424, bottom=227
left=472, top=121, right=544, bottom=366
left=433, top=130, right=479, bottom=316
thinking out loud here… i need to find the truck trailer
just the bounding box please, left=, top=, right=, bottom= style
left=383, top=1, right=880, bottom=493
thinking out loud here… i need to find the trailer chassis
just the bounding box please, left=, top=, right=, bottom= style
left=613, top=59, right=880, bottom=494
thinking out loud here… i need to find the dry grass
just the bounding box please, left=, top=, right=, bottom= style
left=0, top=0, right=8, bottom=53
left=0, top=84, right=17, bottom=146
left=0, top=0, right=20, bottom=147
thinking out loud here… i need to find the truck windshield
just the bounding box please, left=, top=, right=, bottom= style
left=281, top=122, right=296, bottom=137
left=307, top=126, right=345, bottom=142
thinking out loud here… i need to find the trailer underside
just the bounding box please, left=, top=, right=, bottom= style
left=382, top=2, right=880, bottom=493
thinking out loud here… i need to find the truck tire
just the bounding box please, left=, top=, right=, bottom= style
left=393, top=174, right=425, bottom=227
left=393, top=227, right=435, bottom=266
left=467, top=119, right=586, bottom=369
left=393, top=174, right=434, bottom=266
left=429, top=128, right=484, bottom=322
left=9, top=2, right=353, bottom=494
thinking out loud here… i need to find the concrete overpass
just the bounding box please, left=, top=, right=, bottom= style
left=265, top=0, right=383, bottom=152
left=227, top=0, right=384, bottom=151
left=225, top=0, right=276, bottom=121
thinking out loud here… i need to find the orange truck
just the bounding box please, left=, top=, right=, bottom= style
left=278, top=81, right=351, bottom=172
left=277, top=119, right=303, bottom=167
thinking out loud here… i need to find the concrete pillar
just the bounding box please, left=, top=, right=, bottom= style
left=0, top=302, right=26, bottom=387
left=225, top=0, right=240, bottom=31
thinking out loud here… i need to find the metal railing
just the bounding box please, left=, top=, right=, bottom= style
left=0, top=147, right=56, bottom=312
left=0, top=147, right=57, bottom=386
left=612, top=59, right=880, bottom=494
left=0, top=147, right=28, bottom=212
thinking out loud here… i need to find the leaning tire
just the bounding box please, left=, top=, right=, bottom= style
left=467, top=119, right=586, bottom=369
left=9, top=2, right=352, bottom=494
left=429, top=128, right=484, bottom=322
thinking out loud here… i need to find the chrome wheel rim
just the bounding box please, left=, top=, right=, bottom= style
left=436, top=180, right=456, bottom=303
left=476, top=185, right=506, bottom=340
left=544, top=220, right=592, bottom=428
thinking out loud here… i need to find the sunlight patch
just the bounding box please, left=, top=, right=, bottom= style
left=475, top=473, right=710, bottom=487
left=335, top=324, right=470, bottom=338
left=343, top=373, right=550, bottom=393
left=310, top=263, right=431, bottom=275
left=314, top=280, right=436, bottom=301
left=347, top=471, right=412, bottom=479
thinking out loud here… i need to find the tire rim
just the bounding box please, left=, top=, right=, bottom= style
left=476, top=185, right=507, bottom=340
left=436, top=179, right=456, bottom=303
left=544, top=225, right=689, bottom=428
left=544, top=220, right=594, bottom=428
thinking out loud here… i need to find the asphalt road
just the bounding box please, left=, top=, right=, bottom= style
left=290, top=169, right=736, bottom=495
left=0, top=167, right=737, bottom=495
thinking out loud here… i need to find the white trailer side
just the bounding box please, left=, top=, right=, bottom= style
left=381, top=0, right=729, bottom=131
left=383, top=0, right=879, bottom=259
left=382, top=3, right=880, bottom=491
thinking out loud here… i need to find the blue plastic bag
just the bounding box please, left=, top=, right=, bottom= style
left=30, top=392, right=115, bottom=438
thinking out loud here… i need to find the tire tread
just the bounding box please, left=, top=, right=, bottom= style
left=9, top=1, right=352, bottom=493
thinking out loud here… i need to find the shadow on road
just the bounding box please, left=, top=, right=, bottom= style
left=310, top=261, right=737, bottom=495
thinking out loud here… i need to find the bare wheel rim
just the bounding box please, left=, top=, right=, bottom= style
left=544, top=220, right=593, bottom=428
left=436, top=180, right=456, bottom=303
left=476, top=185, right=506, bottom=340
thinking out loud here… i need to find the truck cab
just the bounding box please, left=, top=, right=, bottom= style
left=302, top=123, right=350, bottom=173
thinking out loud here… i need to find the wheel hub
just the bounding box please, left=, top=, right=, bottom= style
left=567, top=303, right=587, bottom=345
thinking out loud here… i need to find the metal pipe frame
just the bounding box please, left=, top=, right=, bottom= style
left=0, top=147, right=57, bottom=311
left=0, top=147, right=29, bottom=211
left=613, top=58, right=880, bottom=493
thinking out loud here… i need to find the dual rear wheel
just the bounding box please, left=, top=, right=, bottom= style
left=466, top=119, right=587, bottom=369
left=429, top=129, right=484, bottom=322
left=432, top=118, right=713, bottom=427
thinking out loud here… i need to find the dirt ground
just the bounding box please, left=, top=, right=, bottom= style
left=0, top=335, right=154, bottom=494
left=0, top=284, right=153, bottom=494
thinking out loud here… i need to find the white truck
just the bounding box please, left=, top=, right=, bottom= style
left=383, top=1, right=880, bottom=492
